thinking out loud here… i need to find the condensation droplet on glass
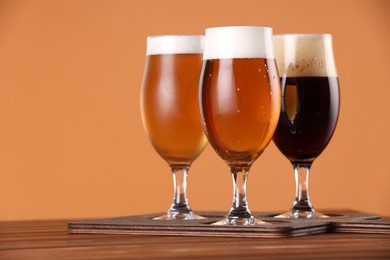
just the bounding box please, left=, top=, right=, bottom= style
left=290, top=129, right=296, bottom=134
left=237, top=140, right=241, bottom=144
left=236, top=88, right=240, bottom=91
left=237, top=109, right=240, bottom=113
left=225, top=150, right=229, bottom=153
left=209, top=73, right=212, bottom=77
left=258, top=68, right=261, bottom=72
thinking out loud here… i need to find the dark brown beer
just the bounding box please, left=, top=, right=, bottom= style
left=200, top=58, right=281, bottom=166
left=273, top=76, right=340, bottom=163
left=141, top=54, right=207, bottom=166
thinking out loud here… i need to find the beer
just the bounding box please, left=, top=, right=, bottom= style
left=200, top=58, right=280, bottom=166
left=273, top=76, right=339, bottom=163
left=140, top=35, right=207, bottom=220
left=273, top=34, right=340, bottom=164
left=142, top=53, right=207, bottom=166
left=272, top=34, right=340, bottom=219
left=199, top=26, right=281, bottom=225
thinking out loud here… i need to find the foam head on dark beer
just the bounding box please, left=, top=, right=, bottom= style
left=273, top=34, right=338, bottom=77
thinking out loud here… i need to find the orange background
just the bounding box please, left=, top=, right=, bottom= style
left=0, top=0, right=389, bottom=221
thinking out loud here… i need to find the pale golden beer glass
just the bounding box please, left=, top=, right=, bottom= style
left=199, top=26, right=281, bottom=225
left=141, top=35, right=207, bottom=220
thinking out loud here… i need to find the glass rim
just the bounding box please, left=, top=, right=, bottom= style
left=273, top=33, right=332, bottom=38
left=147, top=35, right=204, bottom=40
left=205, top=25, right=273, bottom=32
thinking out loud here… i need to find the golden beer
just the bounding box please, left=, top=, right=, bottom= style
left=142, top=54, right=207, bottom=166
left=200, top=58, right=280, bottom=166
left=140, top=35, right=206, bottom=220
left=199, top=26, right=281, bottom=225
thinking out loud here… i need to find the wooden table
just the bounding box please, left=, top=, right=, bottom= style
left=1, top=219, right=389, bottom=259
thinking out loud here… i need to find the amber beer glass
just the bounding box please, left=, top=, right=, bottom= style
left=273, top=34, right=340, bottom=218
left=141, top=35, right=207, bottom=220
left=200, top=26, right=281, bottom=225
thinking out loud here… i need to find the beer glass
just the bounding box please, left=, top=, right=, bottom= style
left=199, top=26, right=281, bottom=225
left=141, top=35, right=208, bottom=220
left=273, top=34, right=340, bottom=218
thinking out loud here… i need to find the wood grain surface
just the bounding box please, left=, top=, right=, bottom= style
left=1, top=219, right=389, bottom=259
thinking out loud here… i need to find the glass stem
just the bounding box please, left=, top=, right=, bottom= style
left=227, top=167, right=253, bottom=219
left=167, top=166, right=192, bottom=216
left=291, top=164, right=315, bottom=214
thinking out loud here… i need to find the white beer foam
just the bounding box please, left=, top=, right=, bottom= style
left=273, top=34, right=338, bottom=77
left=146, top=35, right=204, bottom=55
left=203, top=26, right=274, bottom=60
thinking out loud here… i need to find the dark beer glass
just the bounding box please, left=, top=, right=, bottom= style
left=141, top=35, right=208, bottom=220
left=273, top=34, right=340, bottom=218
left=200, top=26, right=281, bottom=225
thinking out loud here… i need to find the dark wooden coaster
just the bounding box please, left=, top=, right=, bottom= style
left=320, top=210, right=389, bottom=234
left=255, top=210, right=389, bottom=235
left=255, top=209, right=381, bottom=221
left=328, top=220, right=390, bottom=234
left=68, top=211, right=328, bottom=238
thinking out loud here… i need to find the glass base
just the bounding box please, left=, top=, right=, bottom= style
left=153, top=212, right=206, bottom=220
left=275, top=210, right=329, bottom=219
left=212, top=216, right=269, bottom=226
